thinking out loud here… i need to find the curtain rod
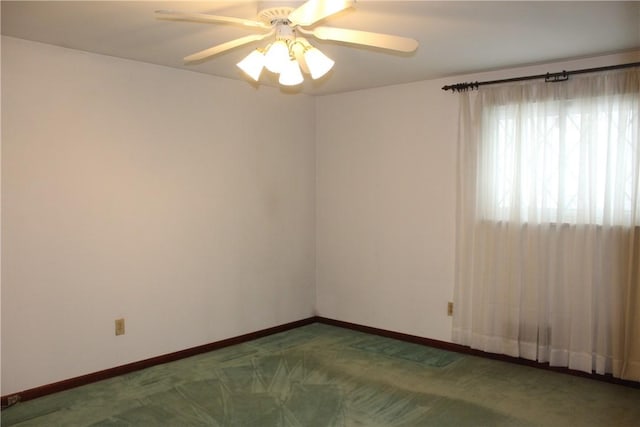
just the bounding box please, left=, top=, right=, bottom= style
left=441, top=61, right=640, bottom=92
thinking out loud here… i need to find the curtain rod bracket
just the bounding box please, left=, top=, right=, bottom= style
left=545, top=70, right=569, bottom=83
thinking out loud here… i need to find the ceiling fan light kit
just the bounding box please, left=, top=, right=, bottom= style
left=238, top=22, right=336, bottom=86
left=156, top=0, right=418, bottom=88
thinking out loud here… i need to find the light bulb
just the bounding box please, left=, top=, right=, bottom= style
left=279, top=59, right=304, bottom=86
left=264, top=41, right=289, bottom=74
left=236, top=50, right=265, bottom=81
left=304, top=47, right=334, bottom=80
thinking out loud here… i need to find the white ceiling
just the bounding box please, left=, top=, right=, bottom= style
left=2, top=1, right=639, bottom=95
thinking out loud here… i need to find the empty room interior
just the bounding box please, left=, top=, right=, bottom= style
left=2, top=1, right=640, bottom=426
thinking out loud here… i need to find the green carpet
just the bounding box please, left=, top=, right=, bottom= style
left=2, top=323, right=639, bottom=426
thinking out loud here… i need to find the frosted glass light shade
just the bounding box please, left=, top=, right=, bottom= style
left=279, top=59, right=304, bottom=86
left=304, top=47, right=334, bottom=79
left=237, top=50, right=265, bottom=81
left=264, top=41, right=289, bottom=74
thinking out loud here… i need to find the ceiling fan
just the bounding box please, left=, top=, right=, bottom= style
left=156, top=0, right=418, bottom=86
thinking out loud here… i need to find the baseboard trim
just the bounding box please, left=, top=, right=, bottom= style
left=314, top=316, right=640, bottom=389
left=4, top=315, right=637, bottom=408
left=0, top=317, right=316, bottom=408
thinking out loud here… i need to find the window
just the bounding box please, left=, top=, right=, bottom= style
left=454, top=69, right=640, bottom=380
left=479, top=92, right=639, bottom=225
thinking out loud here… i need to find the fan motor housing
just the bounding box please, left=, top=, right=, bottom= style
left=258, top=7, right=294, bottom=25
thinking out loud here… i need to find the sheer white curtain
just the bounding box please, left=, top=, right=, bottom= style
left=453, top=68, right=640, bottom=380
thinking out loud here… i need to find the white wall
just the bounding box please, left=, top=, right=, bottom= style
left=315, top=80, right=457, bottom=341
left=315, top=50, right=640, bottom=342
left=1, top=36, right=316, bottom=395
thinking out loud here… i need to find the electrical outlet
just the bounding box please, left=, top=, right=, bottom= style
left=115, top=318, right=125, bottom=336
left=447, top=302, right=454, bottom=316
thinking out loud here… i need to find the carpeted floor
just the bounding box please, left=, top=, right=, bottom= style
left=2, top=323, right=639, bottom=426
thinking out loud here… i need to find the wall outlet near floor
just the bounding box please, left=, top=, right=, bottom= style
left=447, top=302, right=454, bottom=316
left=115, top=318, right=125, bottom=336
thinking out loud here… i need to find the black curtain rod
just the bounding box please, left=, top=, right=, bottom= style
left=441, top=61, right=640, bottom=92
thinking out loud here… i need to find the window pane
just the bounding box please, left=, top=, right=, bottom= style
left=480, top=93, right=639, bottom=225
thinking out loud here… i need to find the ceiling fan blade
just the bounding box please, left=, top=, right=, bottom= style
left=310, top=26, right=418, bottom=52
left=155, top=10, right=269, bottom=29
left=288, top=0, right=354, bottom=27
left=184, top=32, right=273, bottom=63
